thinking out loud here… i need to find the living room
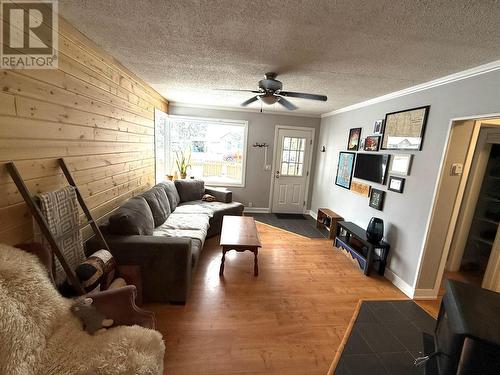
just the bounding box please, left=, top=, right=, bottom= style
left=1, top=1, right=500, bottom=374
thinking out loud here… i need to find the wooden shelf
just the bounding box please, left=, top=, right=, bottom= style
left=316, top=208, right=343, bottom=240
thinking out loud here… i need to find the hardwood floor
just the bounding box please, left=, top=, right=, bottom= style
left=147, top=223, right=407, bottom=375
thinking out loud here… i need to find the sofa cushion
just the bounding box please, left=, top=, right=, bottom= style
left=156, top=181, right=180, bottom=211
left=178, top=200, right=244, bottom=215
left=172, top=204, right=214, bottom=216
left=108, top=196, right=154, bottom=235
left=141, top=186, right=171, bottom=227
left=174, top=179, right=205, bottom=203
left=153, top=213, right=210, bottom=244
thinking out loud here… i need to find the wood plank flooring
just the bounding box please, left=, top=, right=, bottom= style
left=147, top=223, right=408, bottom=375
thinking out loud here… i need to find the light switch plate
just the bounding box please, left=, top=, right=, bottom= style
left=451, top=163, right=463, bottom=176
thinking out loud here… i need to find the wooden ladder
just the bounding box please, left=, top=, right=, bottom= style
left=6, top=158, right=111, bottom=295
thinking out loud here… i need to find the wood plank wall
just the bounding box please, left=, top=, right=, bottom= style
left=0, top=15, right=167, bottom=245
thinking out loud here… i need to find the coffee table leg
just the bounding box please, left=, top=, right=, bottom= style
left=253, top=249, right=258, bottom=276
left=219, top=248, right=226, bottom=276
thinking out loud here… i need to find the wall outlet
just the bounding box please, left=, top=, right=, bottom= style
left=451, top=163, right=463, bottom=176
left=265, top=164, right=271, bottom=171
left=248, top=202, right=253, bottom=207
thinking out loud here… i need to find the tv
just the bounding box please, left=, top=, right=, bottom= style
left=353, top=153, right=390, bottom=184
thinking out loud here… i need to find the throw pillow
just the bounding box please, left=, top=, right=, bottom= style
left=108, top=196, right=154, bottom=235
left=75, top=249, right=116, bottom=292
left=201, top=194, right=216, bottom=202
left=141, top=186, right=171, bottom=227
left=174, top=179, right=205, bottom=202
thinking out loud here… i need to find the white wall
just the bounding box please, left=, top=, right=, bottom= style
left=169, top=105, right=321, bottom=209
left=310, top=69, right=500, bottom=292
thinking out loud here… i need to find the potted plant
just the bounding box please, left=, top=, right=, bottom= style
left=175, top=150, right=191, bottom=179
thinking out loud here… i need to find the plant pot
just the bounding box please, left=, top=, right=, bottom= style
left=180, top=173, right=187, bottom=179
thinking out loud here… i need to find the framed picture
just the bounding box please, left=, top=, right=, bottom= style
left=359, top=138, right=365, bottom=150
left=369, top=188, right=385, bottom=211
left=381, top=106, right=430, bottom=150
left=347, top=128, right=362, bottom=151
left=351, top=181, right=371, bottom=197
left=389, top=154, right=413, bottom=175
left=335, top=152, right=356, bottom=189
left=388, top=176, right=405, bottom=193
left=373, top=119, right=384, bottom=135
left=364, top=136, right=380, bottom=151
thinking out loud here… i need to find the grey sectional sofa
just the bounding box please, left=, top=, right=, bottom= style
left=86, top=180, right=243, bottom=303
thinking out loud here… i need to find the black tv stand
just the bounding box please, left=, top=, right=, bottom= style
left=334, top=221, right=390, bottom=276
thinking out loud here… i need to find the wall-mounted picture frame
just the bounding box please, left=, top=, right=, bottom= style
left=335, top=152, right=356, bottom=189
left=369, top=188, right=385, bottom=211
left=351, top=181, right=371, bottom=197
left=373, top=119, right=384, bottom=135
left=364, top=136, right=380, bottom=151
left=381, top=106, right=430, bottom=150
left=347, top=127, right=362, bottom=151
left=389, top=154, right=413, bottom=175
left=388, top=176, right=405, bottom=193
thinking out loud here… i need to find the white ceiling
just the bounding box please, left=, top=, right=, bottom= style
left=59, top=0, right=500, bottom=116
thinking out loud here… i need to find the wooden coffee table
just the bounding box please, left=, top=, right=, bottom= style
left=219, top=216, right=262, bottom=276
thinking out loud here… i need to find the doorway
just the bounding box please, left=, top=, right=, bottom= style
left=270, top=126, right=314, bottom=214
left=446, top=127, right=500, bottom=290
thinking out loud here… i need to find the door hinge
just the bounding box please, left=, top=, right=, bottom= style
left=310, top=139, right=313, bottom=145
left=303, top=200, right=306, bottom=206
left=306, top=171, right=309, bottom=176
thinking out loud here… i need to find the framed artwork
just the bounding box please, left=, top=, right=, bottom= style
left=351, top=181, right=371, bottom=197
left=359, top=138, right=365, bottom=150
left=369, top=188, right=385, bottom=211
left=364, top=136, right=380, bottom=151
left=389, top=154, right=413, bottom=175
left=347, top=128, right=362, bottom=151
left=335, top=152, right=356, bottom=189
left=388, top=176, right=405, bottom=193
left=381, top=106, right=430, bottom=150
left=373, top=119, right=384, bottom=135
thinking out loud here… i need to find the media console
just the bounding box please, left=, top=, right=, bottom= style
left=334, top=221, right=390, bottom=276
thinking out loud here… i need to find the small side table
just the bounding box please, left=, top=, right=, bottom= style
left=316, top=208, right=343, bottom=239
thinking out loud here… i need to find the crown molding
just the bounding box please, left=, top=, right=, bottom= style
left=169, top=102, right=321, bottom=119
left=321, top=59, right=500, bottom=118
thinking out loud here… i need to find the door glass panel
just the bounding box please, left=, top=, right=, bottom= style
left=281, top=136, right=306, bottom=176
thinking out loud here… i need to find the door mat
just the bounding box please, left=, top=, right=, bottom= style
left=274, top=213, right=307, bottom=220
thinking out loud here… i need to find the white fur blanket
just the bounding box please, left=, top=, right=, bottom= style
left=0, top=244, right=165, bottom=375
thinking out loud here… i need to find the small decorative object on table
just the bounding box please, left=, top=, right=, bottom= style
left=366, top=217, right=384, bottom=244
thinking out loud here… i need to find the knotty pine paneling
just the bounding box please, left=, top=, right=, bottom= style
left=0, top=16, right=167, bottom=245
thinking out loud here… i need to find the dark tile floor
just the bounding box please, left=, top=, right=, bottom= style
left=246, top=213, right=328, bottom=238
left=335, top=300, right=437, bottom=375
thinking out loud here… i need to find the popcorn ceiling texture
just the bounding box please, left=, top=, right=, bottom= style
left=60, top=0, right=500, bottom=115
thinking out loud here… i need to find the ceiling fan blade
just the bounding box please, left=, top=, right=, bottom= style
left=277, top=97, right=298, bottom=110
left=279, top=91, right=327, bottom=101
left=214, top=89, right=261, bottom=93
left=241, top=95, right=260, bottom=106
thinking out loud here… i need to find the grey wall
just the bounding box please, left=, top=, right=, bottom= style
left=169, top=105, right=321, bottom=208
left=310, top=70, right=500, bottom=290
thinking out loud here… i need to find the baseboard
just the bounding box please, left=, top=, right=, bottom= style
left=412, top=288, right=439, bottom=300
left=384, top=268, right=415, bottom=298
left=304, top=209, right=317, bottom=220
left=243, top=207, right=270, bottom=214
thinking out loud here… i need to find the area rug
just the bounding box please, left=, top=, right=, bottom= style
left=331, top=300, right=437, bottom=375
left=247, top=213, right=328, bottom=238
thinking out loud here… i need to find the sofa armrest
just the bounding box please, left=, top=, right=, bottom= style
left=88, top=285, right=155, bottom=329
left=205, top=187, right=232, bottom=203
left=86, top=235, right=192, bottom=303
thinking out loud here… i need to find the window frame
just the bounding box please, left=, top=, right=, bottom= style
left=165, top=115, right=248, bottom=188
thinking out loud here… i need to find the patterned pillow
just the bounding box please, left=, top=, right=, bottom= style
left=201, top=194, right=216, bottom=202
left=75, top=249, right=116, bottom=292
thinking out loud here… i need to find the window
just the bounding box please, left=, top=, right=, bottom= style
left=155, top=113, right=247, bottom=186
left=280, top=136, right=305, bottom=176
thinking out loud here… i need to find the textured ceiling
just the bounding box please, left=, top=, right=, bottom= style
left=59, top=0, right=500, bottom=116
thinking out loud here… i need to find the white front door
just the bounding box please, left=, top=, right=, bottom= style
left=271, top=128, right=313, bottom=213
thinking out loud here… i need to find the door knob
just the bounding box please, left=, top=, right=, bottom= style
left=276, top=171, right=280, bottom=179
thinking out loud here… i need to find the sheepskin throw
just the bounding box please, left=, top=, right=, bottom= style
left=0, top=243, right=165, bottom=375
left=33, top=186, right=86, bottom=285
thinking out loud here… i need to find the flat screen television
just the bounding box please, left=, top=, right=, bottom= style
left=353, top=153, right=390, bottom=184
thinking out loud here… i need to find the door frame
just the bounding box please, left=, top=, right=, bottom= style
left=268, top=125, right=316, bottom=214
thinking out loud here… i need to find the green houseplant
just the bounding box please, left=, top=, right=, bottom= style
left=175, top=150, right=191, bottom=179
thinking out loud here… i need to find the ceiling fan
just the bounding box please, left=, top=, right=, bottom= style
left=216, top=72, right=327, bottom=110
